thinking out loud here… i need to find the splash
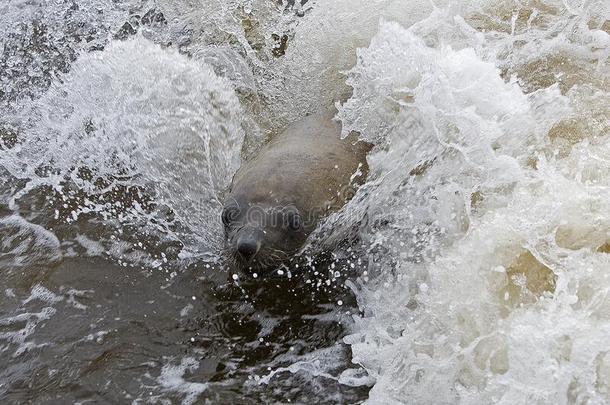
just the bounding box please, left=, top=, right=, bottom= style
left=331, top=2, right=610, bottom=403
left=1, top=35, right=245, bottom=256
left=0, top=0, right=608, bottom=402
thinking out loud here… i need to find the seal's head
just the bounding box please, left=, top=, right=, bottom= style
left=222, top=196, right=313, bottom=270
left=222, top=111, right=370, bottom=272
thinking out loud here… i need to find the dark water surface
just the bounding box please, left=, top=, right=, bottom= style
left=0, top=256, right=367, bottom=403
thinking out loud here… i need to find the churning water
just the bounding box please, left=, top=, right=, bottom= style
left=1, top=0, right=609, bottom=403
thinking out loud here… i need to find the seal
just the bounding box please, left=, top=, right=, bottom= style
left=222, top=111, right=370, bottom=271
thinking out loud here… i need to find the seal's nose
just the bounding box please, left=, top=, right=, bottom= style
left=237, top=238, right=259, bottom=261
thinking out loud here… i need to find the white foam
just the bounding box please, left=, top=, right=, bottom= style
left=74, top=234, right=106, bottom=257
left=23, top=284, right=63, bottom=305
left=0, top=306, right=57, bottom=357
left=157, top=357, right=208, bottom=405
left=328, top=2, right=610, bottom=403
left=0, top=215, right=62, bottom=269
left=256, top=344, right=348, bottom=385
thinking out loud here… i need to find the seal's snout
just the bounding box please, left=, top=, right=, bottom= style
left=236, top=234, right=260, bottom=261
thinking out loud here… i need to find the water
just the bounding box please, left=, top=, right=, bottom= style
left=1, top=0, right=609, bottom=403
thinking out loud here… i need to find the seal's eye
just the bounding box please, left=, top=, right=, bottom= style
left=285, top=210, right=302, bottom=231
left=221, top=205, right=240, bottom=227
